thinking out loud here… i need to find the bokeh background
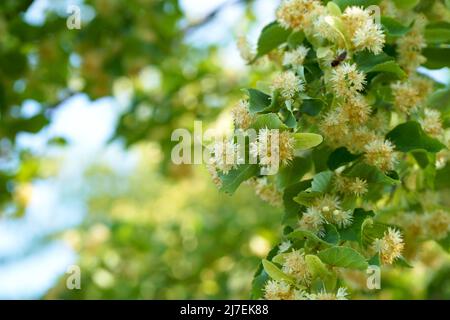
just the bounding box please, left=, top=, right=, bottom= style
left=0, top=0, right=449, bottom=299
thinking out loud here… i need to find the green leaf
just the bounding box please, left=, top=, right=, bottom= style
left=317, top=246, right=369, bottom=270
left=381, top=16, right=411, bottom=36
left=311, top=170, right=333, bottom=192
left=361, top=220, right=391, bottom=248
left=288, top=229, right=332, bottom=247
left=272, top=252, right=289, bottom=264
left=287, top=31, right=305, bottom=49
left=354, top=51, right=392, bottom=72
left=293, top=191, right=322, bottom=206
left=282, top=180, right=312, bottom=223
left=423, top=47, right=450, bottom=69
left=293, top=133, right=323, bottom=151
left=262, top=259, right=295, bottom=283
left=425, top=28, right=450, bottom=44
left=305, top=255, right=332, bottom=278
left=412, top=150, right=430, bottom=169
left=435, top=163, right=450, bottom=190
left=334, top=0, right=381, bottom=10
left=251, top=270, right=268, bottom=299
left=327, top=2, right=342, bottom=16
left=277, top=156, right=312, bottom=189
left=392, top=0, right=419, bottom=9
left=394, top=256, right=413, bottom=268
left=354, top=51, right=405, bottom=78
left=251, top=245, right=280, bottom=299
left=427, top=87, right=450, bottom=114
left=386, top=121, right=446, bottom=153
left=218, top=164, right=259, bottom=195
left=368, top=253, right=381, bottom=266
left=312, top=146, right=333, bottom=172
left=281, top=109, right=297, bottom=129
left=345, top=162, right=399, bottom=185
left=323, top=224, right=340, bottom=245
left=365, top=60, right=406, bottom=78
left=340, top=208, right=375, bottom=242
left=327, top=147, right=361, bottom=170
left=300, top=98, right=325, bottom=116
left=256, top=22, right=291, bottom=59
left=246, top=88, right=271, bottom=114
left=438, top=233, right=450, bottom=252
left=251, top=114, right=288, bottom=130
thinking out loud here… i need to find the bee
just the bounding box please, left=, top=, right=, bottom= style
left=331, top=50, right=347, bottom=67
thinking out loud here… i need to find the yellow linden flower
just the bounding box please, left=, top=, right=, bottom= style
left=264, top=280, right=294, bottom=300
left=281, top=250, right=311, bottom=284
left=364, top=138, right=397, bottom=172
left=271, top=71, right=305, bottom=100
left=330, top=62, right=366, bottom=98
left=231, top=99, right=253, bottom=130
left=252, top=177, right=283, bottom=207
left=372, top=227, right=404, bottom=265
left=276, top=0, right=322, bottom=31
left=299, top=207, right=325, bottom=235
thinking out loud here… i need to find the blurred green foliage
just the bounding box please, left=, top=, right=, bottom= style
left=0, top=0, right=251, bottom=213
left=46, top=146, right=282, bottom=299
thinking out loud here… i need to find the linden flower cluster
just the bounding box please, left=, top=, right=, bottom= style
left=276, top=0, right=323, bottom=32
left=330, top=62, right=366, bottom=98
left=264, top=279, right=349, bottom=300
left=277, top=1, right=385, bottom=54
left=364, top=139, right=397, bottom=172
left=391, top=81, right=422, bottom=114
left=372, top=228, right=405, bottom=265
left=342, top=6, right=386, bottom=54
left=334, top=175, right=368, bottom=197
left=237, top=35, right=255, bottom=63
left=209, top=139, right=242, bottom=174
left=281, top=250, right=311, bottom=284
left=283, top=45, right=310, bottom=67
left=264, top=280, right=298, bottom=300
left=425, top=210, right=450, bottom=240
left=399, top=210, right=450, bottom=241
left=396, top=15, right=427, bottom=75
left=341, top=95, right=372, bottom=125
left=271, top=71, right=305, bottom=101
left=309, top=287, right=349, bottom=300
left=206, top=163, right=222, bottom=188
left=299, top=195, right=353, bottom=234
left=250, top=177, right=283, bottom=207
left=231, top=99, right=253, bottom=130
left=420, top=108, right=444, bottom=138
left=249, top=129, right=295, bottom=169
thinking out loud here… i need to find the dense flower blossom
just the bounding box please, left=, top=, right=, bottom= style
left=231, top=99, right=253, bottom=130
left=364, top=139, right=397, bottom=172
left=372, top=228, right=404, bottom=265
left=211, top=0, right=450, bottom=301
left=283, top=45, right=310, bottom=67
left=330, top=62, right=366, bottom=98
left=282, top=250, right=311, bottom=284
left=271, top=71, right=305, bottom=100
left=250, top=129, right=295, bottom=169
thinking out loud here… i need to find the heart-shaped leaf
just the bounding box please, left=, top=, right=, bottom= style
left=317, top=246, right=368, bottom=270
left=293, top=133, right=323, bottom=151
left=386, top=121, right=446, bottom=153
